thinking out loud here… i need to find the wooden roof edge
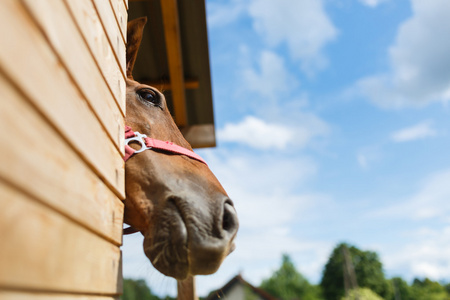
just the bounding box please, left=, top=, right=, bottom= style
left=160, top=0, right=187, bottom=127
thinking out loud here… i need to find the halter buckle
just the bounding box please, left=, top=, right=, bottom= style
left=125, top=132, right=150, bottom=153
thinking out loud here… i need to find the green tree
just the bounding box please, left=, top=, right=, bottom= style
left=445, top=282, right=450, bottom=295
left=385, top=277, right=414, bottom=300
left=341, top=288, right=383, bottom=300
left=121, top=278, right=160, bottom=300
left=320, top=243, right=391, bottom=300
left=260, top=254, right=322, bottom=300
left=410, top=278, right=450, bottom=300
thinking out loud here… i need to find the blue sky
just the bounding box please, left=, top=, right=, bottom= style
left=122, top=0, right=450, bottom=296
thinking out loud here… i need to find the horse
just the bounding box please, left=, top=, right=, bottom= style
left=123, top=17, right=238, bottom=280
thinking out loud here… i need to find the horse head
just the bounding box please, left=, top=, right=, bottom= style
left=123, top=17, right=238, bottom=280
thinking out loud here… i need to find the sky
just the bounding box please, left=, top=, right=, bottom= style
left=122, top=0, right=450, bottom=297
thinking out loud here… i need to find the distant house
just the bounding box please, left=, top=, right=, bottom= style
left=205, top=274, right=278, bottom=300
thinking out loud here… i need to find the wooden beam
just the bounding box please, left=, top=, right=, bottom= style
left=160, top=0, right=188, bottom=127
left=141, top=78, right=199, bottom=91
left=177, top=277, right=198, bottom=300
left=181, top=124, right=216, bottom=149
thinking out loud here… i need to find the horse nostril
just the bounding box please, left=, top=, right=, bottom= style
left=222, top=199, right=238, bottom=234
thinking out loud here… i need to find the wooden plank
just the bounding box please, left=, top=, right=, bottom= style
left=177, top=277, right=198, bottom=300
left=142, top=78, right=200, bottom=91
left=64, top=0, right=126, bottom=117
left=0, top=181, right=122, bottom=295
left=22, top=0, right=125, bottom=155
left=92, top=0, right=127, bottom=77
left=160, top=0, right=188, bottom=127
left=109, top=0, right=128, bottom=44
left=0, top=73, right=123, bottom=246
left=0, top=291, right=118, bottom=300
left=0, top=0, right=125, bottom=198
left=181, top=124, right=216, bottom=148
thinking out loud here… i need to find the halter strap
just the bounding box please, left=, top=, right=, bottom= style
left=122, top=126, right=207, bottom=235
left=123, top=126, right=207, bottom=165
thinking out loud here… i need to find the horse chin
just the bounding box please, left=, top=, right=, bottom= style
left=142, top=203, right=235, bottom=280
left=143, top=207, right=190, bottom=279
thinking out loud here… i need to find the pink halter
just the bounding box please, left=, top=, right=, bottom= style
left=123, top=126, right=207, bottom=165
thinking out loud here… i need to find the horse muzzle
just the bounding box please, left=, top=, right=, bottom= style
left=143, top=195, right=238, bottom=279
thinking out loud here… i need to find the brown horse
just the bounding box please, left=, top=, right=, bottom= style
left=123, top=18, right=238, bottom=280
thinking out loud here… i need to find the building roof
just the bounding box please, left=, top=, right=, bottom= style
left=128, top=0, right=216, bottom=148
left=205, top=274, right=279, bottom=300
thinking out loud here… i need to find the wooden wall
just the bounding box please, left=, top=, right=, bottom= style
left=0, top=0, right=128, bottom=299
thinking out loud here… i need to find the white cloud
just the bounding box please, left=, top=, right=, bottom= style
left=241, top=50, right=299, bottom=100
left=390, top=121, right=436, bottom=142
left=408, top=170, right=450, bottom=221
left=204, top=149, right=319, bottom=236
left=203, top=149, right=317, bottom=194
left=218, top=116, right=293, bottom=150
left=383, top=226, right=450, bottom=280
left=358, top=0, right=389, bottom=8
left=372, top=169, right=450, bottom=222
left=356, top=0, right=450, bottom=108
left=218, top=114, right=328, bottom=151
left=248, top=0, right=337, bottom=75
left=356, top=146, right=382, bottom=170
left=368, top=169, right=450, bottom=281
left=232, top=188, right=322, bottom=230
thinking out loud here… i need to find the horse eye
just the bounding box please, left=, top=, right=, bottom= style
left=137, top=89, right=160, bottom=106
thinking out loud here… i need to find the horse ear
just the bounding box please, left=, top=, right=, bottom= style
left=126, top=17, right=147, bottom=79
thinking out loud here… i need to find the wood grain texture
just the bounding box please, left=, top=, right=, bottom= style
left=0, top=181, right=122, bottom=294
left=0, top=73, right=123, bottom=245
left=0, top=0, right=126, bottom=297
left=22, top=0, right=125, bottom=155
left=0, top=0, right=125, bottom=198
left=0, top=291, right=119, bottom=300
left=64, top=0, right=126, bottom=117
left=109, top=0, right=128, bottom=45
left=92, top=0, right=127, bottom=77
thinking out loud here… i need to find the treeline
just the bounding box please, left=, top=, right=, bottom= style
left=121, top=279, right=174, bottom=300
left=261, top=243, right=450, bottom=300
left=122, top=242, right=450, bottom=300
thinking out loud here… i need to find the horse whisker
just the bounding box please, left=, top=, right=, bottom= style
left=152, top=250, right=164, bottom=265
left=150, top=240, right=167, bottom=250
